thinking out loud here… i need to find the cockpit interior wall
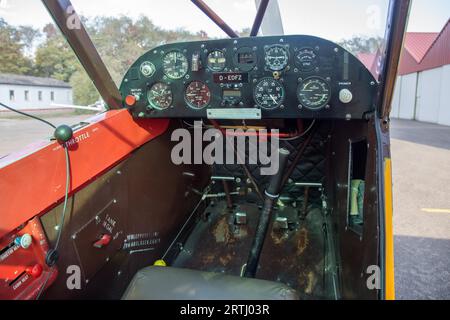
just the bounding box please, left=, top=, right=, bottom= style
left=39, top=122, right=210, bottom=299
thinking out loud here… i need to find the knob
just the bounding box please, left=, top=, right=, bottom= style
left=141, top=65, right=154, bottom=77
left=15, top=233, right=32, bottom=249
left=125, top=95, right=138, bottom=106
left=339, top=89, right=353, bottom=104
left=26, top=264, right=43, bottom=278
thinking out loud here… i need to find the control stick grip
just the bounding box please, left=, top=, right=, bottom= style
left=266, top=148, right=290, bottom=197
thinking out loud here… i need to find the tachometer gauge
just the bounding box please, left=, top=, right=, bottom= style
left=254, top=78, right=285, bottom=109
left=185, top=81, right=211, bottom=109
left=265, top=45, right=289, bottom=71
left=207, top=50, right=226, bottom=71
left=163, top=51, right=189, bottom=79
left=297, top=77, right=331, bottom=110
left=147, top=82, right=172, bottom=110
left=296, top=48, right=317, bottom=72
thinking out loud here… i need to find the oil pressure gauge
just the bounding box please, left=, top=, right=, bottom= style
left=295, top=48, right=318, bottom=72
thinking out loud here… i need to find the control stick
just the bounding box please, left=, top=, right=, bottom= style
left=244, top=148, right=290, bottom=278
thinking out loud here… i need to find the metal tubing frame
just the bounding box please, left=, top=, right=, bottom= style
left=250, top=0, right=270, bottom=36
left=190, top=0, right=239, bottom=38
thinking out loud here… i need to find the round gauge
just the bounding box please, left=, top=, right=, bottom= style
left=254, top=78, right=285, bottom=110
left=147, top=82, right=172, bottom=110
left=207, top=50, right=226, bottom=71
left=185, top=81, right=211, bottom=109
left=140, top=61, right=156, bottom=78
left=297, top=77, right=331, bottom=110
left=235, top=47, right=257, bottom=72
left=162, top=51, right=189, bottom=79
left=296, top=48, right=317, bottom=72
left=265, top=45, right=289, bottom=71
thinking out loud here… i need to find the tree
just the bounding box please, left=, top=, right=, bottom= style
left=0, top=18, right=33, bottom=74
left=34, top=23, right=78, bottom=82
left=70, top=69, right=100, bottom=106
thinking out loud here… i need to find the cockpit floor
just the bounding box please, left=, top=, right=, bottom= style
left=172, top=199, right=326, bottom=299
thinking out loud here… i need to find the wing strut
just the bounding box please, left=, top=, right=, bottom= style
left=191, top=0, right=239, bottom=38
left=41, top=0, right=122, bottom=109
left=250, top=0, right=270, bottom=36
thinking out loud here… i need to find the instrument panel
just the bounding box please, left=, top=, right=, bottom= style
left=120, top=35, right=377, bottom=120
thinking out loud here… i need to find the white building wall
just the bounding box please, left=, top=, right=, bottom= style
left=398, top=73, right=417, bottom=120
left=437, top=65, right=450, bottom=126
left=416, top=68, right=442, bottom=123
left=391, top=76, right=401, bottom=118
left=0, top=84, right=73, bottom=111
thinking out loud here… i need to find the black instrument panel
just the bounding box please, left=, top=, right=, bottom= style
left=119, top=35, right=377, bottom=120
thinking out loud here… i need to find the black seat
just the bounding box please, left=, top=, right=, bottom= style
left=122, top=266, right=299, bottom=300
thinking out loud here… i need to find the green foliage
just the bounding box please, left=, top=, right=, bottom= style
left=69, top=69, right=100, bottom=107
left=0, top=18, right=33, bottom=74
left=34, top=24, right=78, bottom=82
left=0, top=16, right=245, bottom=106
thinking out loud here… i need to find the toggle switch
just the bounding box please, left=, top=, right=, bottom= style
left=93, top=234, right=112, bottom=249
left=14, top=233, right=32, bottom=249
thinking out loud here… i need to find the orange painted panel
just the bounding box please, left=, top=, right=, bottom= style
left=0, top=110, right=169, bottom=240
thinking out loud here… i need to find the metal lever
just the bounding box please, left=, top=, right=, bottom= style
left=93, top=234, right=112, bottom=249
left=244, top=148, right=290, bottom=278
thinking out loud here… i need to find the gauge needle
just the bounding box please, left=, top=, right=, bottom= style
left=270, top=94, right=277, bottom=104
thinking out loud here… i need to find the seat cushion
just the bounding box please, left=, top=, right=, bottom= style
left=122, top=266, right=299, bottom=300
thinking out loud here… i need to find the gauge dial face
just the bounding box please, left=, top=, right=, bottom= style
left=207, top=50, right=226, bottom=71
left=297, top=77, right=331, bottom=110
left=147, top=82, right=172, bottom=110
left=296, top=48, right=317, bottom=72
left=163, top=51, right=189, bottom=79
left=254, top=78, right=285, bottom=109
left=185, top=81, right=211, bottom=109
left=265, top=45, right=289, bottom=71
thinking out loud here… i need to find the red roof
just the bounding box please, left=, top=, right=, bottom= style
left=403, top=32, right=439, bottom=62
left=358, top=19, right=450, bottom=76
left=357, top=53, right=377, bottom=71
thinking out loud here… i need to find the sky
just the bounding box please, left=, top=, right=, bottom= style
left=0, top=0, right=449, bottom=41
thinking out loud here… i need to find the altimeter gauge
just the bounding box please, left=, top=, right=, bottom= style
left=163, top=51, right=189, bottom=79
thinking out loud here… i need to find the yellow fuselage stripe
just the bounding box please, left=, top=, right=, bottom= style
left=384, top=158, right=395, bottom=300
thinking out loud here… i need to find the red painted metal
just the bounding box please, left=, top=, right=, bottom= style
left=0, top=217, right=58, bottom=300
left=0, top=110, right=169, bottom=240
